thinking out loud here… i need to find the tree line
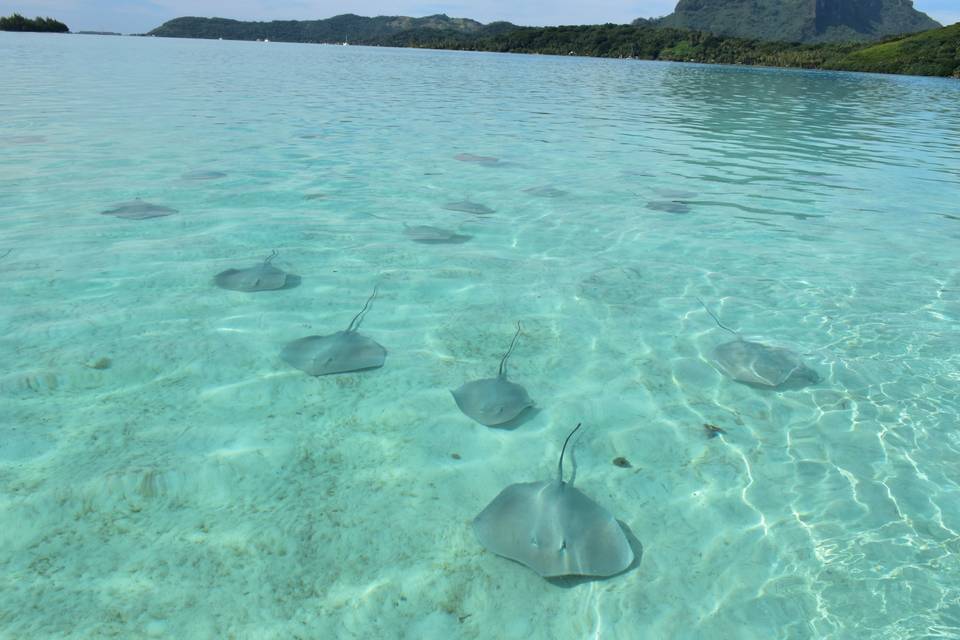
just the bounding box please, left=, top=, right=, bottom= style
left=0, top=13, right=69, bottom=32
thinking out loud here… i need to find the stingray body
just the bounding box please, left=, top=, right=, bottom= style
left=712, top=340, right=819, bottom=388
left=443, top=201, right=494, bottom=215
left=101, top=199, right=177, bottom=220
left=455, top=153, right=499, bottom=165
left=524, top=186, right=567, bottom=198
left=280, top=286, right=386, bottom=376
left=473, top=424, right=634, bottom=578
left=182, top=170, right=227, bottom=180
left=698, top=298, right=819, bottom=389
left=452, top=323, right=533, bottom=427
left=646, top=200, right=690, bottom=214
left=214, top=251, right=289, bottom=292
left=403, top=224, right=471, bottom=244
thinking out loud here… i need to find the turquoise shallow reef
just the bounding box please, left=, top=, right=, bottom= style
left=1, top=31, right=959, bottom=639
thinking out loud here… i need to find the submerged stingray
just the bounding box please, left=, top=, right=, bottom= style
left=524, top=186, right=567, bottom=198
left=697, top=298, right=819, bottom=389
left=473, top=423, right=634, bottom=578
left=443, top=201, right=494, bottom=215
left=214, top=250, right=289, bottom=292
left=101, top=198, right=177, bottom=220
left=6, top=135, right=45, bottom=144
left=182, top=170, right=227, bottom=180
left=403, top=224, right=471, bottom=244
left=452, top=323, right=533, bottom=427
left=577, top=266, right=643, bottom=305
left=280, top=286, right=386, bottom=376
left=646, top=200, right=690, bottom=214
left=455, top=153, right=499, bottom=165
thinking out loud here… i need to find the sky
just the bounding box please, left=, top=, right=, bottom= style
left=4, top=0, right=958, bottom=35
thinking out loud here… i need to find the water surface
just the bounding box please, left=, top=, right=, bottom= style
left=1, top=32, right=959, bottom=639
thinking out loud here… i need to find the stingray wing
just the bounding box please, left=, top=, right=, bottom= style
left=474, top=480, right=633, bottom=578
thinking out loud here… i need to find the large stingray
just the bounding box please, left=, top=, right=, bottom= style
left=697, top=298, right=819, bottom=389
left=473, top=423, right=634, bottom=578
left=214, top=250, right=290, bottom=292
left=101, top=198, right=177, bottom=220
left=280, top=286, right=386, bottom=376
left=452, top=323, right=534, bottom=427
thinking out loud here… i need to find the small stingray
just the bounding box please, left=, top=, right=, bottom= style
left=101, top=198, right=177, bottom=220
left=577, top=266, right=643, bottom=305
left=280, top=286, right=386, bottom=376
left=646, top=200, right=690, bottom=214
left=524, top=186, right=567, bottom=198
left=182, top=170, right=227, bottom=180
left=473, top=423, right=634, bottom=578
left=303, top=192, right=327, bottom=200
left=452, top=323, right=533, bottom=427
left=697, top=298, right=819, bottom=389
left=214, top=250, right=290, bottom=292
left=403, top=224, right=471, bottom=244
left=444, top=201, right=494, bottom=215
left=455, top=153, right=499, bottom=165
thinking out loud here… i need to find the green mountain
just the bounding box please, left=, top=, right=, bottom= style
left=657, top=0, right=941, bottom=43
left=826, top=21, right=960, bottom=76
left=147, top=14, right=515, bottom=44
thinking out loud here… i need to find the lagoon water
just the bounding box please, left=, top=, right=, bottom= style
left=2, top=31, right=959, bottom=638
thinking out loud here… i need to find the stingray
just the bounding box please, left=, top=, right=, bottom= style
left=473, top=423, right=634, bottom=578
left=455, top=153, right=499, bottom=165
left=403, top=224, right=471, bottom=244
left=646, top=200, right=690, bottom=214
left=101, top=198, right=177, bottom=220
left=452, top=323, right=534, bottom=427
left=697, top=298, right=819, bottom=389
left=443, top=201, right=494, bottom=215
left=280, top=286, right=386, bottom=376
left=214, top=250, right=290, bottom=292
left=182, top=170, right=227, bottom=180
left=6, top=135, right=46, bottom=145
left=524, top=186, right=567, bottom=198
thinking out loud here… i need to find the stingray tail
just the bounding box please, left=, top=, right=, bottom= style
left=558, top=423, right=582, bottom=484
left=346, top=284, right=379, bottom=332
left=498, top=321, right=523, bottom=377
left=696, top=297, right=739, bottom=337
left=264, top=249, right=279, bottom=264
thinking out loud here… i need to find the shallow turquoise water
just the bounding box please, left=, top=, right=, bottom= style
left=1, top=32, right=959, bottom=639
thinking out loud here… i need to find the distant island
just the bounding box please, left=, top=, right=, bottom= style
left=76, top=31, right=122, bottom=36
left=148, top=13, right=960, bottom=79
left=0, top=13, right=68, bottom=33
